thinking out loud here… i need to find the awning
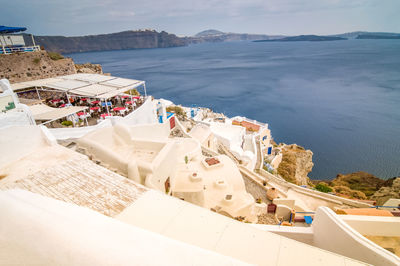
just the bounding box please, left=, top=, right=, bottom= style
left=0, top=26, right=27, bottom=34
left=10, top=74, right=145, bottom=99
left=29, top=104, right=88, bottom=122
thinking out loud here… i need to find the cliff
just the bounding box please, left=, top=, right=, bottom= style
left=277, top=144, right=314, bottom=186
left=75, top=63, right=103, bottom=74
left=370, top=177, right=400, bottom=205
left=0, top=51, right=76, bottom=83
left=26, top=30, right=186, bottom=54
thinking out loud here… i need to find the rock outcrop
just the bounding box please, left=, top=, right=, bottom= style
left=0, top=51, right=76, bottom=83
left=277, top=144, right=313, bottom=186
left=75, top=63, right=103, bottom=74
left=329, top=171, right=385, bottom=198
left=370, top=177, right=400, bottom=205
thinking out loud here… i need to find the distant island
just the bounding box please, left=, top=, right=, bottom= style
left=254, top=35, right=347, bottom=42
left=22, top=29, right=400, bottom=54
left=356, top=34, right=400, bottom=39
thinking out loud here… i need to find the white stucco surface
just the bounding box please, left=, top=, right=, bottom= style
left=116, top=190, right=367, bottom=266
left=0, top=189, right=248, bottom=266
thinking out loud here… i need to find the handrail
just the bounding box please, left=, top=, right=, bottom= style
left=0, top=45, right=40, bottom=55
left=371, top=206, right=400, bottom=209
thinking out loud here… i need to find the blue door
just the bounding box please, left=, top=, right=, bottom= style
left=267, top=147, right=272, bottom=155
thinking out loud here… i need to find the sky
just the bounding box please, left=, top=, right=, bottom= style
left=2, top=0, right=400, bottom=36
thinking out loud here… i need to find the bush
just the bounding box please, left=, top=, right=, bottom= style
left=61, top=120, right=73, bottom=126
left=48, top=52, right=64, bottom=60
left=123, top=88, right=139, bottom=96
left=166, top=106, right=186, bottom=117
left=315, top=183, right=333, bottom=193
left=33, top=58, right=40, bottom=64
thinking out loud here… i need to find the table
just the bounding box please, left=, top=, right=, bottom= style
left=100, top=113, right=112, bottom=119
left=51, top=99, right=61, bottom=103
left=77, top=112, right=85, bottom=116
left=121, top=95, right=130, bottom=99
left=91, top=100, right=100, bottom=105
left=59, top=104, right=66, bottom=108
left=90, top=107, right=100, bottom=111
left=81, top=98, right=87, bottom=101
left=113, top=107, right=125, bottom=111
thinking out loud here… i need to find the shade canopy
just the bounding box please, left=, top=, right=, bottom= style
left=10, top=74, right=145, bottom=99
left=29, top=104, right=88, bottom=122
left=0, top=26, right=27, bottom=34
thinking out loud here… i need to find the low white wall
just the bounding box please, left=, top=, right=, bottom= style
left=252, top=224, right=314, bottom=245
left=340, top=215, right=400, bottom=237
left=122, top=98, right=157, bottom=126
left=270, top=153, right=282, bottom=170
left=49, top=120, right=112, bottom=140
left=126, top=122, right=171, bottom=141
left=313, top=207, right=400, bottom=266
left=0, top=125, right=48, bottom=168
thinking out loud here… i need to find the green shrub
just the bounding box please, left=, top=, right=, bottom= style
left=33, top=58, right=40, bottom=64
left=123, top=88, right=139, bottom=96
left=48, top=52, right=64, bottom=60
left=61, top=120, right=73, bottom=126
left=166, top=106, right=186, bottom=117
left=315, top=183, right=333, bottom=193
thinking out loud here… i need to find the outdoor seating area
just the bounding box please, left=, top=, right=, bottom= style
left=0, top=25, right=40, bottom=55
left=10, top=74, right=147, bottom=127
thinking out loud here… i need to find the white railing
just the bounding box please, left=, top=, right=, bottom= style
left=0, top=45, right=40, bottom=55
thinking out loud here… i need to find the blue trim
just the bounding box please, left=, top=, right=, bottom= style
left=167, top=112, right=174, bottom=119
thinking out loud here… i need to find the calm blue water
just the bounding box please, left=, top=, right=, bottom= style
left=67, top=40, right=400, bottom=180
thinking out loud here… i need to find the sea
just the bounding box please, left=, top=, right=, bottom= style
left=67, top=40, right=400, bottom=180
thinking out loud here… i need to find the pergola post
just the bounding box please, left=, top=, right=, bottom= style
left=105, top=98, right=110, bottom=115
left=83, top=109, right=88, bottom=126
left=31, top=34, right=36, bottom=46
left=143, top=83, right=147, bottom=97
left=65, top=92, right=71, bottom=105
left=35, top=87, right=41, bottom=100
left=1, top=35, right=7, bottom=54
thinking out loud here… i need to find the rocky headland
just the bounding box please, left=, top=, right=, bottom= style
left=277, top=144, right=314, bottom=186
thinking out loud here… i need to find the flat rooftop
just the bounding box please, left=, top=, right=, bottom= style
left=0, top=145, right=148, bottom=217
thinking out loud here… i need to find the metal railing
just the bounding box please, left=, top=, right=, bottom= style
left=0, top=45, right=40, bottom=55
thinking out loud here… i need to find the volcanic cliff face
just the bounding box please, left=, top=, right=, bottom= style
left=277, top=144, right=314, bottom=186
left=29, top=30, right=186, bottom=54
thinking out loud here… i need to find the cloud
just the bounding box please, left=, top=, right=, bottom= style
left=0, top=0, right=397, bottom=35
